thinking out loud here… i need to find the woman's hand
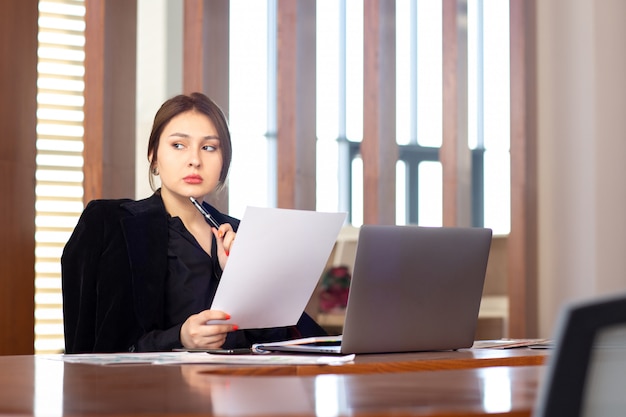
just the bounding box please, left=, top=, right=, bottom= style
left=180, top=309, right=238, bottom=349
left=213, top=224, right=236, bottom=269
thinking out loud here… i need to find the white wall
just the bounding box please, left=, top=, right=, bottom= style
left=135, top=0, right=183, bottom=199
left=537, top=0, right=626, bottom=337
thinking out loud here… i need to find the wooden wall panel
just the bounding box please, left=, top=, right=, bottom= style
left=0, top=0, right=37, bottom=355
left=508, top=0, right=538, bottom=338
left=442, top=0, right=472, bottom=227
left=84, top=0, right=137, bottom=202
left=276, top=0, right=317, bottom=210
left=362, top=0, right=397, bottom=225
left=440, top=0, right=471, bottom=227
left=183, top=0, right=230, bottom=212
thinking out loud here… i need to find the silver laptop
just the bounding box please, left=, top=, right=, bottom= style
left=255, top=224, right=492, bottom=355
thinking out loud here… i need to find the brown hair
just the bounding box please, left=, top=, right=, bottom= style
left=147, top=92, right=232, bottom=191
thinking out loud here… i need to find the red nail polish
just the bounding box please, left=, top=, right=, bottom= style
left=225, top=314, right=231, bottom=320
left=225, top=249, right=230, bottom=256
left=232, top=325, right=239, bottom=331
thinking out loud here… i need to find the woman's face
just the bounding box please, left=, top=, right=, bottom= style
left=152, top=110, right=223, bottom=201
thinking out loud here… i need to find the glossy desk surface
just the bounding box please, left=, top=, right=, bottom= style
left=171, top=347, right=548, bottom=376
left=0, top=354, right=545, bottom=416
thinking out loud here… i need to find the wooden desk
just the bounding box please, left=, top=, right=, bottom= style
left=0, top=355, right=544, bottom=416
left=192, top=347, right=548, bottom=376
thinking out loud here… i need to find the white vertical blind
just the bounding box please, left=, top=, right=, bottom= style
left=35, top=0, right=85, bottom=354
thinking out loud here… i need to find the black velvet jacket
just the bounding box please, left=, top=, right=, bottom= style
left=61, top=192, right=324, bottom=353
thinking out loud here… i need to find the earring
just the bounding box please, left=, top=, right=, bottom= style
left=152, top=167, right=159, bottom=175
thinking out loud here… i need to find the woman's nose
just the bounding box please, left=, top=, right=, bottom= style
left=188, top=150, right=201, bottom=167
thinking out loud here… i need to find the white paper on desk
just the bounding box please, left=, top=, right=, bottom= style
left=154, top=353, right=356, bottom=366
left=210, top=206, right=346, bottom=329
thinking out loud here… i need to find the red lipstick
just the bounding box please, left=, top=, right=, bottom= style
left=184, top=175, right=203, bottom=184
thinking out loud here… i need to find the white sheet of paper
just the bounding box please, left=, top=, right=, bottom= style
left=210, top=206, right=346, bottom=329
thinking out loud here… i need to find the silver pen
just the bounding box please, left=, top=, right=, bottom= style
left=189, top=197, right=221, bottom=229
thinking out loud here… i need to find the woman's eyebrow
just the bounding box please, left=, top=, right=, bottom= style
left=168, top=132, right=189, bottom=138
left=167, top=132, right=219, bottom=140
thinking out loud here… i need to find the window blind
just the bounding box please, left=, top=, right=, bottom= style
left=35, top=0, right=85, bottom=354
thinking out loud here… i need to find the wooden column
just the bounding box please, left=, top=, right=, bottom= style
left=0, top=0, right=37, bottom=355
left=362, top=0, right=397, bottom=225
left=508, top=0, right=538, bottom=338
left=83, top=0, right=137, bottom=202
left=183, top=0, right=230, bottom=212
left=440, top=0, right=472, bottom=227
left=275, top=0, right=317, bottom=210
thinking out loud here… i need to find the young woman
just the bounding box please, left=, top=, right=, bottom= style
left=62, top=92, right=325, bottom=353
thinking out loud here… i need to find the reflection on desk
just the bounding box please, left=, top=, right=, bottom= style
left=296, top=347, right=548, bottom=376
left=0, top=355, right=544, bottom=416
left=40, top=346, right=549, bottom=377
left=165, top=347, right=547, bottom=376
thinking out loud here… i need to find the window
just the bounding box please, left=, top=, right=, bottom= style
left=228, top=1, right=510, bottom=231
left=35, top=0, right=85, bottom=354
left=469, top=0, right=510, bottom=234
left=228, top=0, right=272, bottom=218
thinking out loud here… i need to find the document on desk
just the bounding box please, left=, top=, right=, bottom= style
left=210, top=206, right=346, bottom=329
left=155, top=352, right=356, bottom=366
left=472, top=339, right=553, bottom=349
left=48, top=352, right=355, bottom=366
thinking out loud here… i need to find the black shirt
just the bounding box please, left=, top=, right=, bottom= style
left=163, top=215, right=292, bottom=350
left=165, top=215, right=222, bottom=328
left=161, top=212, right=325, bottom=350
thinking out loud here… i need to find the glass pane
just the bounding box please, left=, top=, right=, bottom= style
left=345, top=0, right=363, bottom=142
left=468, top=0, right=510, bottom=232
left=483, top=149, right=510, bottom=234
left=396, top=161, right=407, bottom=224
left=351, top=157, right=363, bottom=226
left=229, top=0, right=270, bottom=218
left=483, top=0, right=510, bottom=151
left=395, top=0, right=412, bottom=145
left=416, top=0, right=442, bottom=148
left=316, top=0, right=341, bottom=212
left=467, top=0, right=479, bottom=149
left=317, top=0, right=340, bottom=140
left=317, top=140, right=340, bottom=212
left=418, top=161, right=442, bottom=226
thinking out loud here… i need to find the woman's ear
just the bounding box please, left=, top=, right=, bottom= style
left=148, top=154, right=160, bottom=177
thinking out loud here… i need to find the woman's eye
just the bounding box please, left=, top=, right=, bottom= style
left=203, top=145, right=217, bottom=152
left=173, top=143, right=184, bottom=149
